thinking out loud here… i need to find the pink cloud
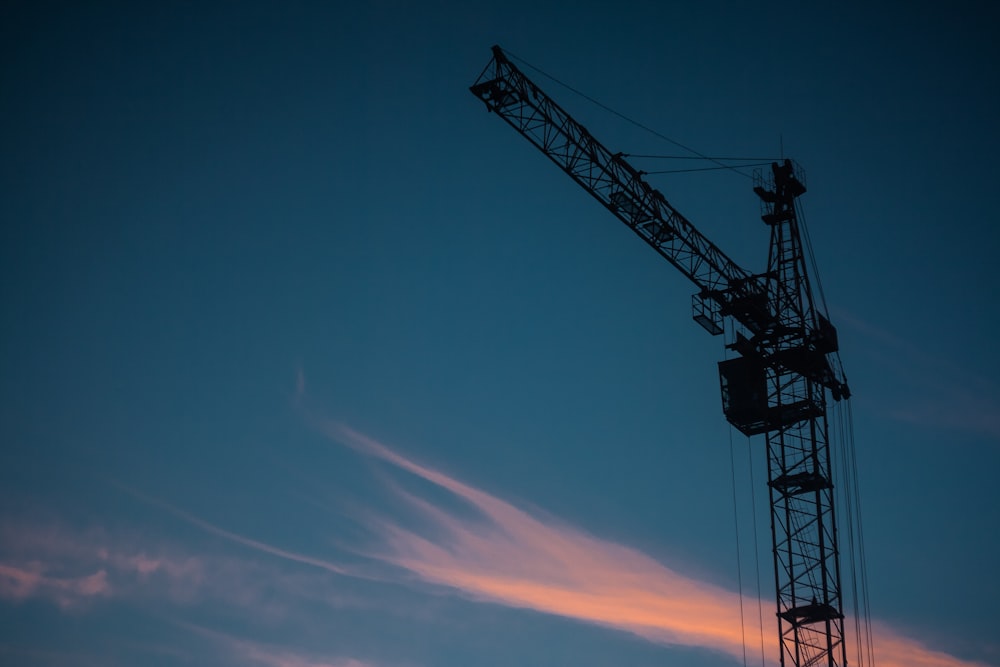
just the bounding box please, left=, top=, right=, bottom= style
left=0, top=562, right=43, bottom=600
left=0, top=561, right=110, bottom=609
left=0, top=507, right=378, bottom=627
left=325, top=422, right=991, bottom=667
left=0, top=515, right=317, bottom=618
left=184, top=623, right=382, bottom=667
left=0, top=515, right=208, bottom=607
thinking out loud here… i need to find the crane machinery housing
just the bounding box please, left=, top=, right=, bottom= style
left=468, top=45, right=859, bottom=667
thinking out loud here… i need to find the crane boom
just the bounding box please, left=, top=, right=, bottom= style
left=470, top=46, right=771, bottom=337
left=469, top=45, right=856, bottom=667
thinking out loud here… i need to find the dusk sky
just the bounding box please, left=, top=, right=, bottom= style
left=2, top=2, right=999, bottom=666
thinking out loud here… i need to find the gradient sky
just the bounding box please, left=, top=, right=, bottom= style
left=2, top=2, right=999, bottom=666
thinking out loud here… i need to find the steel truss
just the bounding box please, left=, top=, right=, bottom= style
left=469, top=45, right=851, bottom=667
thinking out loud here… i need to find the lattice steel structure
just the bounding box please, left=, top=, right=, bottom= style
left=469, top=45, right=852, bottom=667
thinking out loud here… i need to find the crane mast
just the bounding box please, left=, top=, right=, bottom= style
left=470, top=45, right=853, bottom=667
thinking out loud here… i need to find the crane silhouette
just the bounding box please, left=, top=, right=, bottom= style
left=469, top=45, right=858, bottom=667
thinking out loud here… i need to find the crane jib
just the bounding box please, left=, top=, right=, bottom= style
left=468, top=47, right=767, bottom=321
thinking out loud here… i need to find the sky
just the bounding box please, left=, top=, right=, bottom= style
left=2, top=1, right=999, bottom=666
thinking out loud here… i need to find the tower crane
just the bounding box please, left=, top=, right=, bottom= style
left=469, top=45, right=856, bottom=667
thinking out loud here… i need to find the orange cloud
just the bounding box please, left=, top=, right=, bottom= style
left=0, top=515, right=307, bottom=616
left=325, top=422, right=991, bottom=667
left=184, top=622, right=381, bottom=667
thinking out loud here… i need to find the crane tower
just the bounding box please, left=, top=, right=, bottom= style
left=469, top=45, right=854, bottom=667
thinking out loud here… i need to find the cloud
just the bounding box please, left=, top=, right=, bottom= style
left=3, top=420, right=986, bottom=667
left=232, top=642, right=377, bottom=667
left=0, top=562, right=110, bottom=609
left=184, top=623, right=382, bottom=667
left=0, top=511, right=398, bottom=666
left=834, top=309, right=1000, bottom=440
left=0, top=514, right=341, bottom=619
left=0, top=516, right=208, bottom=609
left=122, top=487, right=354, bottom=578
left=324, top=422, right=992, bottom=667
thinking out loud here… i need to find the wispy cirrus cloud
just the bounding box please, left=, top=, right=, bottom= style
left=0, top=509, right=397, bottom=666
left=184, top=623, right=382, bottom=667
left=835, top=308, right=1000, bottom=440
left=223, top=641, right=380, bottom=667
left=323, top=421, right=992, bottom=667
left=0, top=513, right=335, bottom=619
left=0, top=562, right=110, bottom=609
left=121, top=486, right=355, bottom=578
left=4, top=413, right=986, bottom=667
left=0, top=515, right=207, bottom=610
left=326, top=422, right=751, bottom=656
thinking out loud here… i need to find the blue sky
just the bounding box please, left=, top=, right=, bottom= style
left=2, top=2, right=998, bottom=666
